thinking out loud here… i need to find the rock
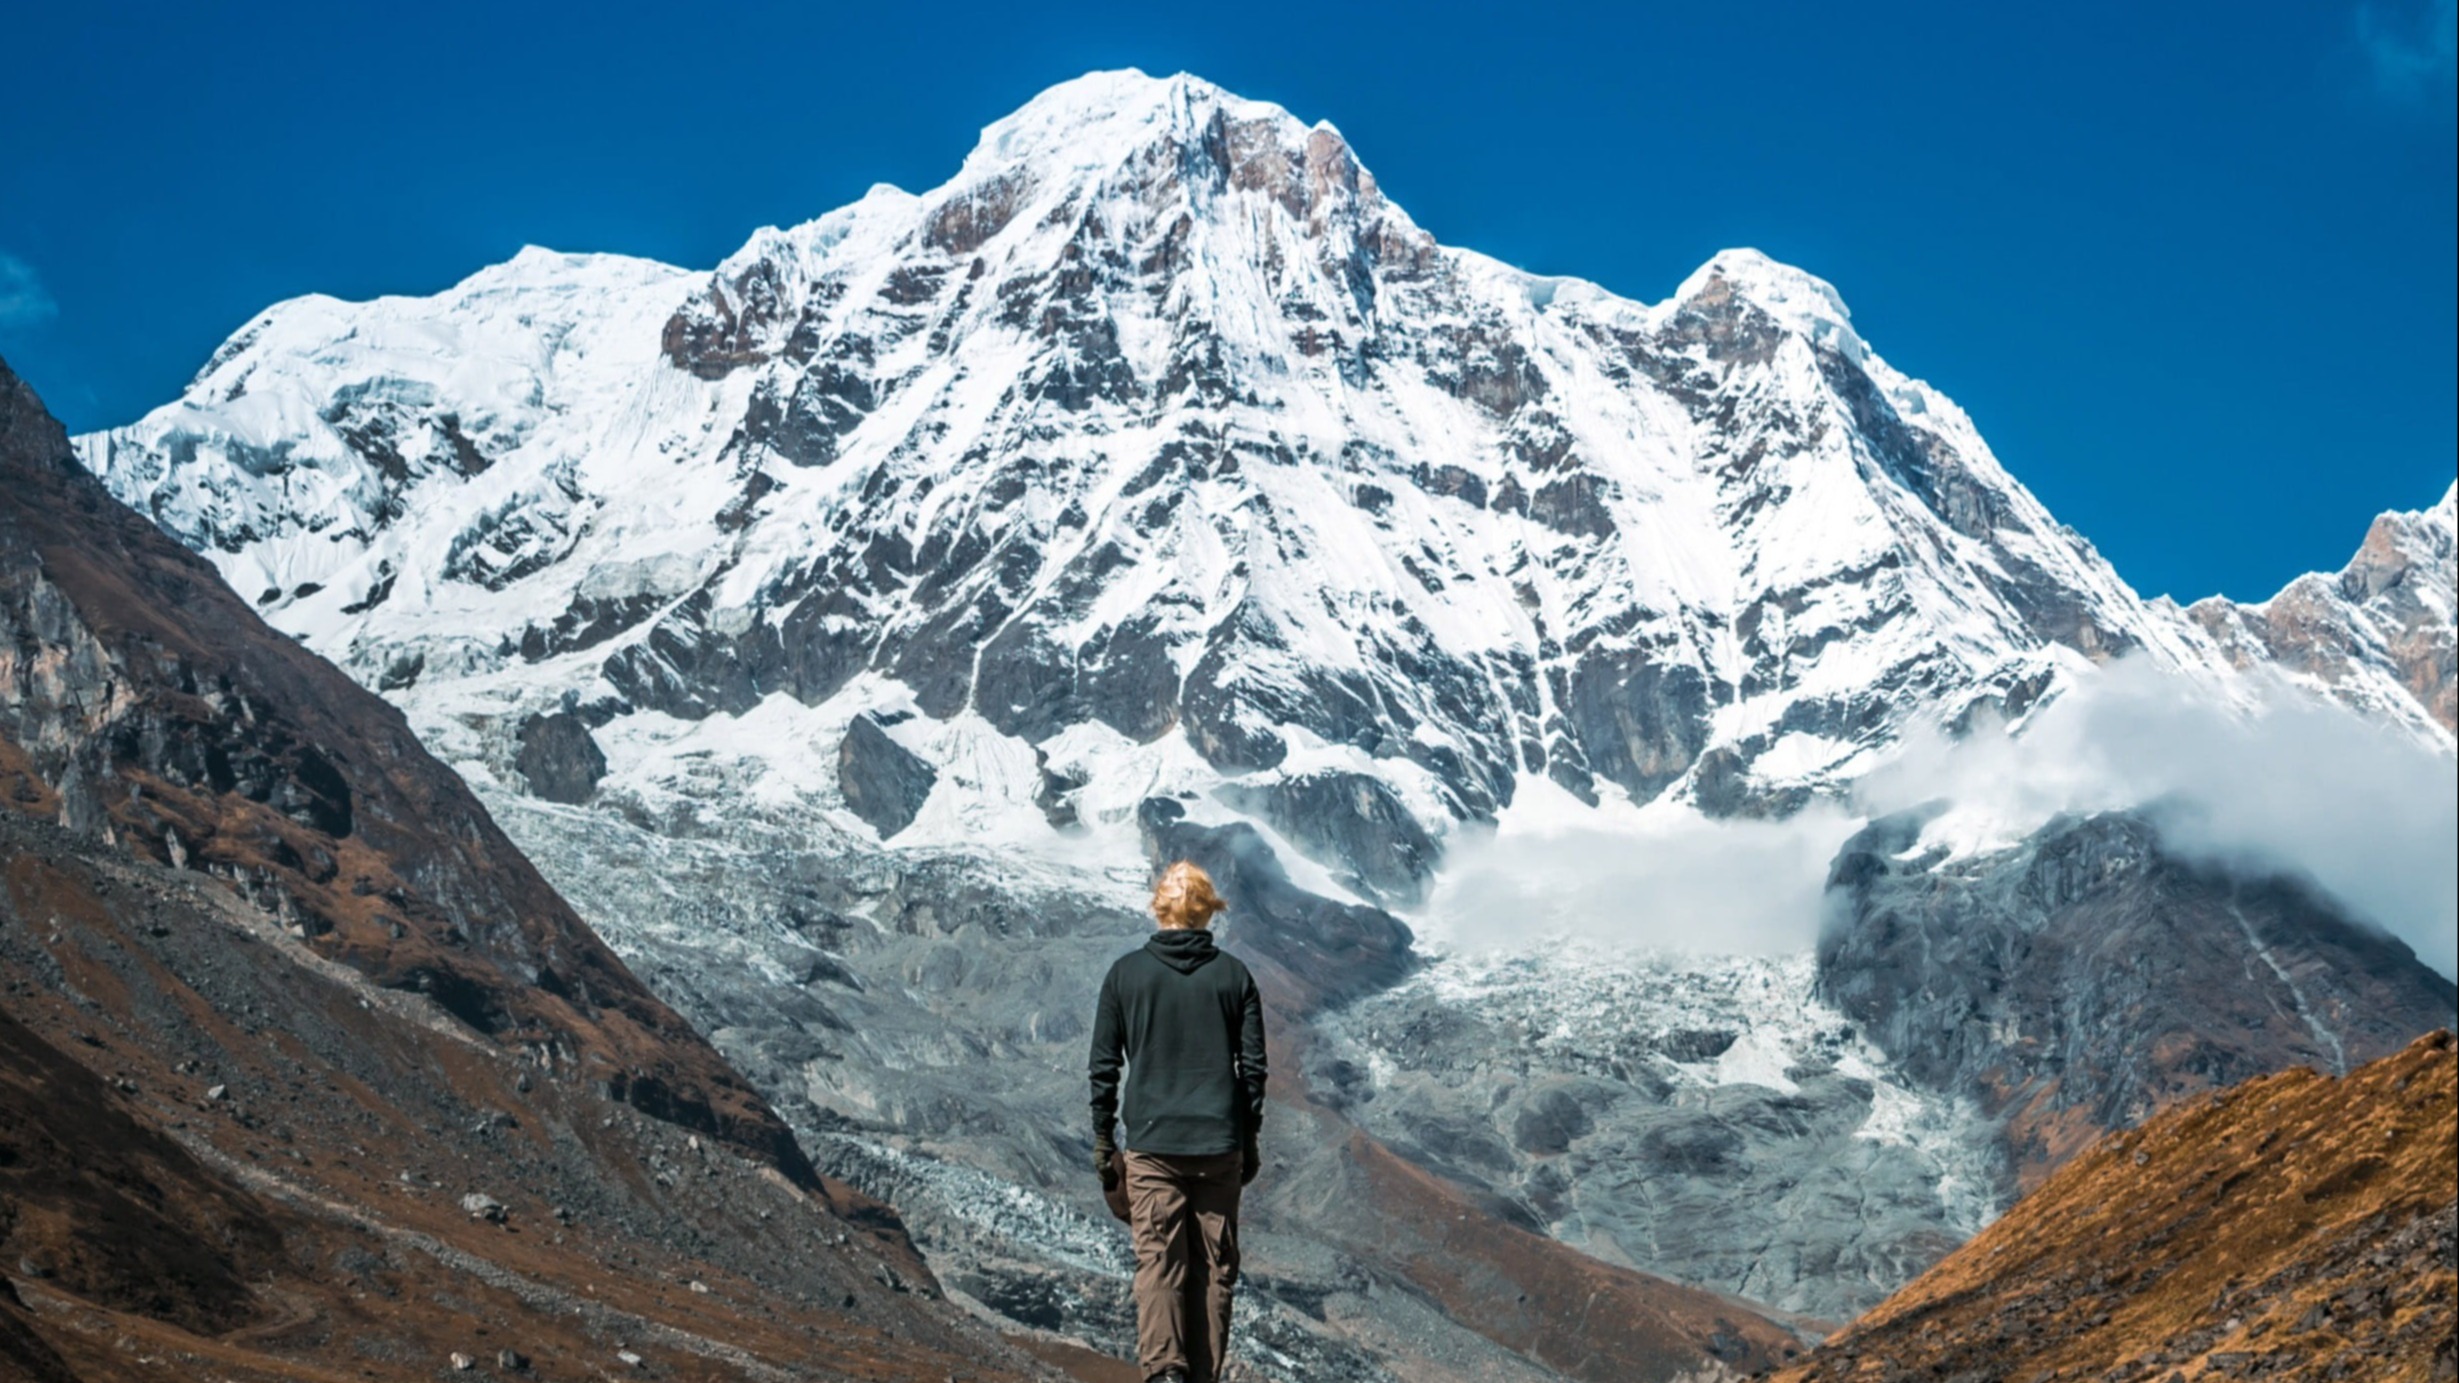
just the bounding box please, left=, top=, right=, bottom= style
left=449, top=1353, right=474, bottom=1372
left=616, top=1348, right=644, bottom=1367
left=1032, top=750, right=1087, bottom=831
left=1658, top=1028, right=1737, bottom=1064
left=1819, top=807, right=2459, bottom=1183
left=1218, top=771, right=1438, bottom=905
left=461, top=1193, right=508, bottom=1224
left=514, top=710, right=607, bottom=805
left=496, top=1348, right=529, bottom=1371
left=204, top=1084, right=228, bottom=1101
left=15, top=1258, right=47, bottom=1280
left=1509, top=1086, right=1593, bottom=1156
left=836, top=715, right=935, bottom=838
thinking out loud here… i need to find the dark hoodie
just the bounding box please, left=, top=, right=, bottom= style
left=1088, top=929, right=1268, bottom=1157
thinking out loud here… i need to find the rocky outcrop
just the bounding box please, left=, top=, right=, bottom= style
left=0, top=356, right=806, bottom=1175
left=838, top=714, right=936, bottom=837
left=1818, top=808, right=2457, bottom=1185
left=1775, top=1031, right=2458, bottom=1382
left=515, top=708, right=606, bottom=803
left=2189, top=484, right=2457, bottom=740
left=1217, top=770, right=1438, bottom=905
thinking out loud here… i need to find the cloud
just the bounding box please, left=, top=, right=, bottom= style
left=0, top=252, right=58, bottom=333
left=1426, top=658, right=2456, bottom=980
left=1426, top=800, right=1861, bottom=957
left=2358, top=0, right=2458, bottom=101
left=1862, top=658, right=2458, bottom=979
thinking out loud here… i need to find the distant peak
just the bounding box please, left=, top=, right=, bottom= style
left=1668, top=248, right=1863, bottom=355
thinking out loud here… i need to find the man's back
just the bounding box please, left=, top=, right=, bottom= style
left=1089, top=929, right=1266, bottom=1156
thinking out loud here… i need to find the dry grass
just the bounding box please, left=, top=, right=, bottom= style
left=1772, top=1030, right=2458, bottom=1382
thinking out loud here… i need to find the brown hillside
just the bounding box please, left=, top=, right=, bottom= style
left=1, top=353, right=1070, bottom=1379
left=1768, top=1030, right=2458, bottom=1382
left=0, top=353, right=799, bottom=1180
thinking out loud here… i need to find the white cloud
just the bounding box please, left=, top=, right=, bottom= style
left=1426, top=801, right=1859, bottom=957
left=2358, top=0, right=2458, bottom=101
left=0, top=252, right=58, bottom=333
left=1862, top=658, right=2458, bottom=978
left=1424, top=658, right=2457, bottom=980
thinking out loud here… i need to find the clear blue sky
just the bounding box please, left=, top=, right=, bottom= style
left=2, top=0, right=2450, bottom=602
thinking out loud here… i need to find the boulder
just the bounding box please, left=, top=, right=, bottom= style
left=837, top=716, right=936, bottom=838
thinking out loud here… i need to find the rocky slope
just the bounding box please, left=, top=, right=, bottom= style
left=494, top=786, right=1811, bottom=1380
left=60, top=67, right=2459, bottom=1373
left=2191, top=484, right=2457, bottom=737
left=1767, top=1028, right=2458, bottom=1382
left=1819, top=807, right=2457, bottom=1189
left=0, top=354, right=1063, bottom=1381
left=1308, top=948, right=2003, bottom=1320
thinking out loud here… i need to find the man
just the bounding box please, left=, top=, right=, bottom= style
left=1088, top=860, right=1268, bottom=1383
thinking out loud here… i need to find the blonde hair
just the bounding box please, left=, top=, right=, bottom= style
left=1150, top=860, right=1228, bottom=930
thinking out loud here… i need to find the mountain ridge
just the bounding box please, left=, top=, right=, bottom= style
left=82, top=69, right=2443, bottom=912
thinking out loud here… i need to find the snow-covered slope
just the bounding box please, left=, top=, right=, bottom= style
left=80, top=70, right=2312, bottom=906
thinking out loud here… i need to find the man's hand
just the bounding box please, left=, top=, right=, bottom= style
left=1095, top=1136, right=1121, bottom=1192
left=1240, top=1135, right=1260, bottom=1187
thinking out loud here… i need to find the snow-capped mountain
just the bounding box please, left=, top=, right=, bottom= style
left=79, top=69, right=2340, bottom=907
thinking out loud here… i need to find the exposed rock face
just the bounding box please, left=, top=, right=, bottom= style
left=0, top=356, right=1046, bottom=1381
left=515, top=709, right=606, bottom=803
left=1217, top=771, right=1438, bottom=905
left=2190, top=484, right=2457, bottom=737
left=1775, top=1031, right=2459, bottom=1382
left=0, top=356, right=801, bottom=1174
left=837, top=714, right=937, bottom=837
left=1818, top=808, right=2457, bottom=1185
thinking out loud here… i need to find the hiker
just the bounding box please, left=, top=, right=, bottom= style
left=1088, top=860, right=1268, bottom=1383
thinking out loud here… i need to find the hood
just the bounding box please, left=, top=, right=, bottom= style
left=1146, top=928, right=1220, bottom=974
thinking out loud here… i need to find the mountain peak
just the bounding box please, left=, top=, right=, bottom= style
left=1669, top=247, right=1862, bottom=355
left=958, top=69, right=1303, bottom=177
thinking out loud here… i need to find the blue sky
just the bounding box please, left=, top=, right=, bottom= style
left=1, top=0, right=2450, bottom=602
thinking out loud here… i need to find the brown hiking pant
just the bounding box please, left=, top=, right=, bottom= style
left=1122, top=1149, right=1243, bottom=1382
